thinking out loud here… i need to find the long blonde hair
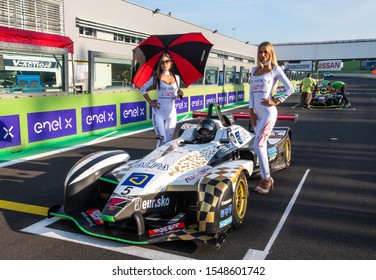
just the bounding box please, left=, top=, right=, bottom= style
left=257, top=41, right=279, bottom=95
left=256, top=41, right=278, bottom=70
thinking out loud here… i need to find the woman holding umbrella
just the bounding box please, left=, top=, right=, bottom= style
left=140, top=53, right=182, bottom=147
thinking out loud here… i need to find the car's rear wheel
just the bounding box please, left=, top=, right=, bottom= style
left=232, top=172, right=248, bottom=229
left=284, top=136, right=292, bottom=167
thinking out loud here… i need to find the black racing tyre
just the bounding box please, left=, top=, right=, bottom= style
left=232, top=171, right=248, bottom=229
left=284, top=136, right=292, bottom=167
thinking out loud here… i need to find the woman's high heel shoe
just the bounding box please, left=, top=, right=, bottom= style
left=253, top=178, right=265, bottom=192
left=254, top=177, right=274, bottom=194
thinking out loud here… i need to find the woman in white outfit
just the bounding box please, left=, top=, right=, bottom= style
left=249, top=42, right=294, bottom=194
left=140, top=53, right=182, bottom=147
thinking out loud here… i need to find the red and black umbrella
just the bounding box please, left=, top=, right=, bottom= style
left=132, top=33, right=213, bottom=88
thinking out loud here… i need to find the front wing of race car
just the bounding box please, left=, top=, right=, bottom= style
left=48, top=204, right=228, bottom=245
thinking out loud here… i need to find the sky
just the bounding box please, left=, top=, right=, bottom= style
left=127, top=0, right=376, bottom=45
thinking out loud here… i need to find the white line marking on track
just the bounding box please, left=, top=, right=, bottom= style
left=243, top=169, right=311, bottom=260
left=21, top=217, right=194, bottom=260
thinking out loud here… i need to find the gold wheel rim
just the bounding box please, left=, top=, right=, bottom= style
left=285, top=137, right=291, bottom=165
left=235, top=179, right=247, bottom=219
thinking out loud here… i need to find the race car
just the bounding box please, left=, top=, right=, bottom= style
left=310, top=87, right=345, bottom=108
left=48, top=103, right=296, bottom=246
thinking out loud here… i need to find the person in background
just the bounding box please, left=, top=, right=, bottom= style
left=140, top=53, right=182, bottom=147
left=326, top=81, right=351, bottom=108
left=299, top=73, right=317, bottom=109
left=249, top=41, right=294, bottom=194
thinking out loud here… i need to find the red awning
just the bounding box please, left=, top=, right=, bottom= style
left=0, top=26, right=74, bottom=53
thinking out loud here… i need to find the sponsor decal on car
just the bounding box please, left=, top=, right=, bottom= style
left=234, top=129, right=251, bottom=144
left=134, top=195, right=170, bottom=211
left=107, top=197, right=134, bottom=208
left=219, top=216, right=232, bottom=228
left=136, top=161, right=169, bottom=171
left=81, top=208, right=103, bottom=226
left=220, top=204, right=232, bottom=218
left=221, top=198, right=232, bottom=206
left=270, top=130, right=286, bottom=138
left=148, top=222, right=186, bottom=237
left=235, top=131, right=243, bottom=144
left=268, top=146, right=278, bottom=161
left=86, top=208, right=104, bottom=225
left=122, top=172, right=154, bottom=188
left=184, top=167, right=211, bottom=183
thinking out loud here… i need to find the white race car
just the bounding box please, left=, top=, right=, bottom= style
left=49, top=103, right=295, bottom=245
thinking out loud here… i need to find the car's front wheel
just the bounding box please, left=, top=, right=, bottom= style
left=284, top=136, right=292, bottom=167
left=232, top=172, right=248, bottom=229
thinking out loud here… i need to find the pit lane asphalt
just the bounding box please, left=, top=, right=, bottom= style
left=1, top=76, right=375, bottom=260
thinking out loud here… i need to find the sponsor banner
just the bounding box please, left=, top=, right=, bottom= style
left=3, top=54, right=59, bottom=72
left=284, top=61, right=312, bottom=72
left=228, top=91, right=236, bottom=104
left=205, top=93, right=217, bottom=108
left=237, top=90, right=245, bottom=102
left=318, top=60, right=343, bottom=71
left=0, top=114, right=21, bottom=148
left=120, top=101, right=146, bottom=125
left=27, top=109, right=77, bottom=143
left=81, top=104, right=117, bottom=132
left=175, top=96, right=189, bottom=114
left=217, top=92, right=227, bottom=105
left=190, top=95, right=204, bottom=111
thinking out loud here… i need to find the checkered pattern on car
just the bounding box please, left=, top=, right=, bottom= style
left=166, top=224, right=215, bottom=243
left=196, top=165, right=244, bottom=232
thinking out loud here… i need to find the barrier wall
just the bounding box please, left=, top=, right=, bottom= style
left=0, top=84, right=249, bottom=153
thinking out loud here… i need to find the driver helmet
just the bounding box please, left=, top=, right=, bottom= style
left=196, top=119, right=217, bottom=143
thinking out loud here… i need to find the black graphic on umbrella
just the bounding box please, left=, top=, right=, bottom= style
left=132, top=33, right=213, bottom=88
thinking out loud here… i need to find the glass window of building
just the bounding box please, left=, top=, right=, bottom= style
left=0, top=51, right=64, bottom=95
left=79, top=26, right=95, bottom=37
left=241, top=67, right=250, bottom=83
left=92, top=56, right=132, bottom=92
left=204, top=67, right=218, bottom=85
left=225, top=67, right=236, bottom=84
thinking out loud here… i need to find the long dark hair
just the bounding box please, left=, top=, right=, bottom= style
left=155, top=53, right=177, bottom=89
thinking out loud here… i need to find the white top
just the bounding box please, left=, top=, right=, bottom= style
left=249, top=66, right=294, bottom=109
left=140, top=75, right=180, bottom=100
left=140, top=75, right=181, bottom=114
